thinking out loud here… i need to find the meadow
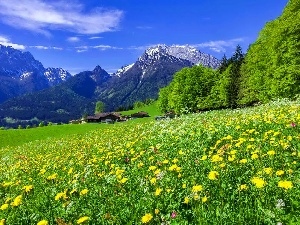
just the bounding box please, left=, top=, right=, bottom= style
left=0, top=99, right=299, bottom=224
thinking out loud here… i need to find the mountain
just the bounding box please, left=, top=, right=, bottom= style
left=0, top=44, right=220, bottom=127
left=0, top=44, right=71, bottom=103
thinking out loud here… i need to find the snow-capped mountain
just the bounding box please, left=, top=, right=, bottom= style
left=115, top=44, right=220, bottom=77
left=44, top=68, right=72, bottom=86
left=0, top=44, right=71, bottom=103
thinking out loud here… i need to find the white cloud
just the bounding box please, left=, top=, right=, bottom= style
left=0, top=0, right=123, bottom=35
left=0, top=35, right=26, bottom=50
left=89, top=36, right=103, bottom=40
left=193, top=38, right=244, bottom=53
left=75, top=45, right=122, bottom=52
left=29, top=45, right=63, bottom=50
left=67, top=37, right=80, bottom=42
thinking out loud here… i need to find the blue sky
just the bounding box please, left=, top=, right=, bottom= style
left=0, top=0, right=288, bottom=74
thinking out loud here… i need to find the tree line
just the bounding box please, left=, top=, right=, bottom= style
left=158, top=0, right=300, bottom=114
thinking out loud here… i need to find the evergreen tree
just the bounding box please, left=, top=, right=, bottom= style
left=95, top=101, right=105, bottom=114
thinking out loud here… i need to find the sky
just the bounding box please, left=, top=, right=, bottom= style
left=0, top=0, right=288, bottom=75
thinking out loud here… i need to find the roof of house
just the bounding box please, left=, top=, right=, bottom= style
left=87, top=112, right=121, bottom=120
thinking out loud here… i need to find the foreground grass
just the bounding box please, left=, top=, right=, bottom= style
left=0, top=99, right=300, bottom=224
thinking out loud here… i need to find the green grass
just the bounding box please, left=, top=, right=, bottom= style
left=1, top=99, right=299, bottom=224
left=0, top=102, right=162, bottom=149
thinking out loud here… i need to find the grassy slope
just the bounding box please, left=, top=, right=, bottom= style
left=0, top=102, right=161, bottom=149
left=0, top=100, right=299, bottom=224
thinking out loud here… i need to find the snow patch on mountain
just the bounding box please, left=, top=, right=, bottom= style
left=44, top=68, right=72, bottom=86
left=114, top=63, right=134, bottom=77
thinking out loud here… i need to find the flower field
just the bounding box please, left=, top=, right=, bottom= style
left=0, top=100, right=300, bottom=224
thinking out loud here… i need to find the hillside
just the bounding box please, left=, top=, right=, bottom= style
left=0, top=99, right=299, bottom=224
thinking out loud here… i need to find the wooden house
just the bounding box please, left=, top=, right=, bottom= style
left=86, top=112, right=121, bottom=123
left=131, top=111, right=150, bottom=119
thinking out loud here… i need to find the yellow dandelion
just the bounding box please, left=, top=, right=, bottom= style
left=239, top=159, right=247, bottom=164
left=0, top=204, right=9, bottom=210
left=141, top=213, right=153, bottom=224
left=183, top=197, right=189, bottom=204
left=238, top=184, right=248, bottom=191
left=155, top=188, right=162, bottom=196
left=251, top=177, right=266, bottom=188
left=263, top=167, right=273, bottom=175
left=267, top=150, right=275, bottom=156
left=228, top=155, right=235, bottom=162
left=37, top=220, right=48, bottom=225
left=148, top=166, right=157, bottom=171
left=138, top=162, right=144, bottom=168
left=208, top=171, right=219, bottom=180
left=278, top=180, right=293, bottom=190
left=201, top=155, right=207, bottom=160
left=11, top=195, right=22, bottom=207
left=276, top=170, right=285, bottom=176
left=0, top=219, right=5, bottom=225
left=150, top=177, right=157, bottom=185
left=192, top=185, right=203, bottom=193
left=55, top=192, right=67, bottom=201
left=155, top=209, right=160, bottom=214
left=47, top=173, right=58, bottom=180
left=202, top=196, right=208, bottom=203
left=162, top=159, right=169, bottom=164
left=251, top=154, right=259, bottom=160
left=23, top=185, right=33, bottom=193
left=77, top=216, right=89, bottom=224
left=80, top=189, right=88, bottom=196
left=120, top=178, right=128, bottom=184
left=182, top=183, right=187, bottom=188
left=211, top=155, right=223, bottom=162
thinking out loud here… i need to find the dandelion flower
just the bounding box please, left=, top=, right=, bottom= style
left=23, top=185, right=33, bottom=193
left=150, top=177, right=156, bottom=184
left=251, top=177, right=266, bottom=188
left=0, top=204, right=8, bottom=210
left=251, top=154, right=259, bottom=160
left=208, top=171, right=219, bottom=180
left=37, top=220, right=48, bottom=225
left=183, top=197, right=189, bottom=204
left=267, top=150, right=276, bottom=156
left=141, top=213, right=153, bottom=224
left=11, top=195, right=22, bottom=207
left=77, top=216, right=89, bottom=224
left=120, top=178, right=128, bottom=184
left=276, top=170, right=285, bottom=176
left=202, top=196, right=208, bottom=203
left=238, top=184, right=248, bottom=191
left=155, top=209, right=160, bottom=214
left=155, top=188, right=162, bottom=196
left=239, top=159, right=247, bottom=164
left=0, top=219, right=5, bottom=225
left=192, top=185, right=203, bottom=193
left=263, top=167, right=273, bottom=175
left=278, top=181, right=293, bottom=190
left=80, top=189, right=88, bottom=196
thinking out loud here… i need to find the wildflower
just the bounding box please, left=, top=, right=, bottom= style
left=148, top=166, right=157, bottom=171
left=47, top=173, right=58, bottom=180
left=141, top=213, right=153, bottom=224
left=192, top=185, right=203, bottom=193
left=219, top=163, right=226, bottom=168
left=183, top=197, right=189, bottom=204
left=182, top=183, right=187, bottom=188
left=155, top=209, right=160, bottom=214
left=55, top=191, right=67, bottom=201
left=172, top=158, right=179, bottom=163
left=11, top=195, right=22, bottom=207
left=39, top=169, right=46, bottom=175
left=228, top=155, right=235, bottom=162
left=211, top=155, right=223, bottom=162
left=0, top=204, right=8, bottom=210
left=80, top=189, right=88, bottom=196
left=264, top=167, right=273, bottom=175
left=239, top=159, right=247, bottom=164
left=155, top=188, right=162, bottom=196
left=201, top=155, right=207, bottom=160
left=120, top=178, right=128, bottom=184
left=77, top=216, right=89, bottom=224
left=276, top=170, right=285, bottom=176
left=202, top=196, right=208, bottom=203
left=168, top=164, right=178, bottom=171
left=23, top=185, right=33, bottom=193
left=178, top=150, right=184, bottom=155
left=150, top=177, right=156, bottom=185
left=37, top=220, right=48, bottom=225
left=194, top=194, right=199, bottom=200
left=0, top=219, right=5, bottom=225
left=251, top=177, right=266, bottom=188
left=171, top=211, right=177, bottom=218
left=290, top=122, right=296, bottom=127
left=138, top=162, right=144, bottom=168
left=239, top=184, right=248, bottom=191
left=278, top=181, right=293, bottom=190
left=251, top=154, right=259, bottom=160
left=267, top=150, right=275, bottom=156
left=162, top=159, right=169, bottom=164
left=208, top=171, right=219, bottom=180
